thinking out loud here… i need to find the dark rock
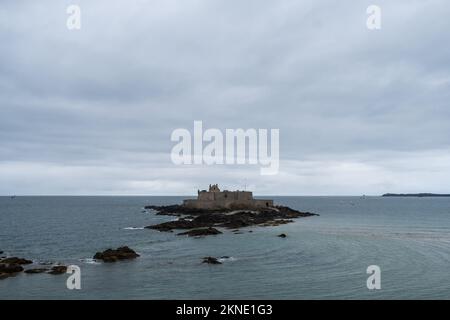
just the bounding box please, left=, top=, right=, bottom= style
left=25, top=268, right=49, bottom=274
left=178, top=227, right=222, bottom=237
left=146, top=219, right=202, bottom=231
left=48, top=265, right=67, bottom=275
left=145, top=204, right=318, bottom=234
left=103, top=256, right=119, bottom=262
left=0, top=263, right=24, bottom=274
left=1, top=263, right=24, bottom=280
left=0, top=257, right=32, bottom=265
left=202, top=257, right=222, bottom=264
left=94, top=246, right=140, bottom=262
left=144, top=205, right=232, bottom=216
left=277, top=233, right=287, bottom=238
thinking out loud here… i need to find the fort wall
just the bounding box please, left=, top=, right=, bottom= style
left=183, top=184, right=274, bottom=209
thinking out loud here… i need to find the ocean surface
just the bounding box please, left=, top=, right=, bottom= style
left=1, top=196, right=450, bottom=299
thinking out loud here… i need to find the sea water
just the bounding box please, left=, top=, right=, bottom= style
left=1, top=196, right=449, bottom=299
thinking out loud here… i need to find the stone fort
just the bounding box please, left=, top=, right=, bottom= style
left=183, top=184, right=274, bottom=210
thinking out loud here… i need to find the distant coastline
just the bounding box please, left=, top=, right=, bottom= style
left=382, top=193, right=450, bottom=197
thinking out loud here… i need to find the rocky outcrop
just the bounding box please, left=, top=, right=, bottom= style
left=93, top=246, right=140, bottom=263
left=145, top=205, right=233, bottom=216
left=146, top=205, right=318, bottom=234
left=178, top=227, right=222, bottom=237
left=202, top=257, right=222, bottom=264
left=0, top=257, right=32, bottom=265
left=146, top=219, right=202, bottom=232
left=48, top=265, right=67, bottom=275
left=0, top=255, right=35, bottom=279
left=0, top=263, right=24, bottom=273
left=0, top=254, right=70, bottom=279
left=0, top=263, right=24, bottom=279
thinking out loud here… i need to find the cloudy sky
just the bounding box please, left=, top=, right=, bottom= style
left=1, top=0, right=450, bottom=195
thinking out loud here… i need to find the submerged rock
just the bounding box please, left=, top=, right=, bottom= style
left=94, top=246, right=140, bottom=263
left=262, top=219, right=293, bottom=227
left=178, top=227, right=222, bottom=237
left=0, top=257, right=32, bottom=265
left=25, top=268, right=49, bottom=274
left=202, top=257, right=222, bottom=265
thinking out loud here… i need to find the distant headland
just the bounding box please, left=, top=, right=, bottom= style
left=382, top=193, right=450, bottom=197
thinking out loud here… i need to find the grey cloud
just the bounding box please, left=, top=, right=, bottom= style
left=1, top=0, right=450, bottom=195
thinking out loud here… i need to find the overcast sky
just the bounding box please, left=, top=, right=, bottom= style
left=1, top=0, right=450, bottom=195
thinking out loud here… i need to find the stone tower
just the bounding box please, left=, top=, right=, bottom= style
left=209, top=184, right=220, bottom=192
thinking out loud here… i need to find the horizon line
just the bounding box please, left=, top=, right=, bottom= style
left=2, top=194, right=383, bottom=197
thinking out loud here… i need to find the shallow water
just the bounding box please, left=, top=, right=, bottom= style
left=1, top=196, right=450, bottom=299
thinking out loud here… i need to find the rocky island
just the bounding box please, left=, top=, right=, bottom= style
left=145, top=184, right=318, bottom=235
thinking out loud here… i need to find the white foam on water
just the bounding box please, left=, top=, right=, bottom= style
left=218, top=256, right=237, bottom=263
left=123, top=227, right=145, bottom=230
left=80, top=258, right=101, bottom=265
